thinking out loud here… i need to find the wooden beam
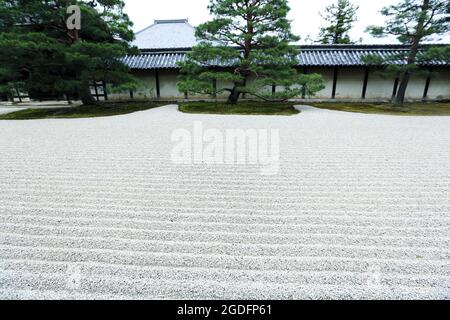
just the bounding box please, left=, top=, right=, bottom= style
left=93, top=82, right=99, bottom=101
left=155, top=70, right=161, bottom=99
left=423, top=68, right=432, bottom=99
left=302, top=67, right=308, bottom=99
left=362, top=68, right=369, bottom=99
left=102, top=81, right=108, bottom=101
left=332, top=67, right=338, bottom=99
left=392, top=77, right=399, bottom=98
left=212, top=79, right=217, bottom=98
left=16, top=87, right=22, bottom=103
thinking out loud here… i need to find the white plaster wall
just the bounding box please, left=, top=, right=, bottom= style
left=133, top=70, right=157, bottom=99
left=216, top=79, right=234, bottom=99
left=106, top=70, right=156, bottom=101
left=335, top=68, right=365, bottom=99
left=109, top=67, right=450, bottom=101
left=427, top=68, right=450, bottom=100
left=246, top=74, right=272, bottom=95
left=108, top=83, right=133, bottom=101
left=308, top=67, right=334, bottom=99
left=405, top=73, right=427, bottom=99
left=365, top=69, right=396, bottom=99
left=159, top=70, right=185, bottom=99
left=108, top=92, right=131, bottom=100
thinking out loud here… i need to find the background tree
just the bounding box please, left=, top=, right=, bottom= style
left=177, top=0, right=325, bottom=104
left=0, top=0, right=139, bottom=104
left=317, top=0, right=359, bottom=44
left=366, top=0, right=450, bottom=105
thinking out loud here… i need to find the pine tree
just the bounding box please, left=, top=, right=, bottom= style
left=366, top=0, right=450, bottom=105
left=0, top=0, right=138, bottom=104
left=177, top=0, right=325, bottom=104
left=318, top=0, right=359, bottom=44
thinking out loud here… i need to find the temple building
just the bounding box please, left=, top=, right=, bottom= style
left=107, top=19, right=450, bottom=102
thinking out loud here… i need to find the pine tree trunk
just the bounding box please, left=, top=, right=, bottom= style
left=393, top=71, right=411, bottom=105
left=227, top=85, right=241, bottom=105
left=394, top=0, right=430, bottom=106
left=79, top=84, right=96, bottom=105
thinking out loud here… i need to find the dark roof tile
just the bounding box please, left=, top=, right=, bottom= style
left=123, top=45, right=450, bottom=69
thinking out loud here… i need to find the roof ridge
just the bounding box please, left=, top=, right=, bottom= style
left=297, top=44, right=449, bottom=49
left=135, top=23, right=157, bottom=35
left=155, top=19, right=189, bottom=24
left=135, top=19, right=190, bottom=35
left=137, top=44, right=450, bottom=54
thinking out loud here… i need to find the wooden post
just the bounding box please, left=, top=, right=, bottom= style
left=93, top=82, right=99, bottom=101
left=392, top=77, right=399, bottom=98
left=16, top=87, right=22, bottom=103
left=423, top=68, right=432, bottom=99
left=362, top=68, right=369, bottom=99
left=272, top=84, right=276, bottom=96
left=212, top=79, right=217, bottom=98
left=155, top=69, right=161, bottom=99
left=129, top=90, right=134, bottom=100
left=332, top=67, right=338, bottom=99
left=302, top=67, right=308, bottom=99
left=102, top=81, right=108, bottom=101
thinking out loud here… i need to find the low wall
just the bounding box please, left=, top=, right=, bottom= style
left=108, top=67, right=450, bottom=102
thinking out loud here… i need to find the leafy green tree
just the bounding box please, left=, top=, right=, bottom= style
left=177, top=0, right=325, bottom=104
left=366, top=0, right=450, bottom=105
left=318, top=0, right=359, bottom=44
left=0, top=0, right=138, bottom=104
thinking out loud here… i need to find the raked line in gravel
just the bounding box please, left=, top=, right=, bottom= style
left=0, top=105, right=449, bottom=299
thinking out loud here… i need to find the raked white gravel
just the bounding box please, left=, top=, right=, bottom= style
left=0, top=104, right=449, bottom=300
left=0, top=107, right=25, bottom=115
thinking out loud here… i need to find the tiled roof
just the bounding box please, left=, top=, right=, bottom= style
left=123, top=45, right=450, bottom=69
left=296, top=45, right=447, bottom=66
left=122, top=52, right=188, bottom=69
left=131, top=19, right=198, bottom=50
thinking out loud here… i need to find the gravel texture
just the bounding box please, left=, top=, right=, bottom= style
left=0, top=107, right=25, bottom=115
left=0, top=105, right=449, bottom=300
left=0, top=102, right=77, bottom=116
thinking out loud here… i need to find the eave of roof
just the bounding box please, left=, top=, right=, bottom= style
left=123, top=44, right=450, bottom=70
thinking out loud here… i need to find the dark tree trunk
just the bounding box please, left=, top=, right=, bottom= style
left=79, top=84, right=96, bottom=105
left=227, top=85, right=241, bottom=105
left=394, top=71, right=411, bottom=105
left=394, top=0, right=430, bottom=106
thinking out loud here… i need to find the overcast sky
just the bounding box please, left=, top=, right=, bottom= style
left=123, top=0, right=450, bottom=44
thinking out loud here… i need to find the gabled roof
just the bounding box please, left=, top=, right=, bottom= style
left=131, top=19, right=198, bottom=50
left=123, top=44, right=450, bottom=69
